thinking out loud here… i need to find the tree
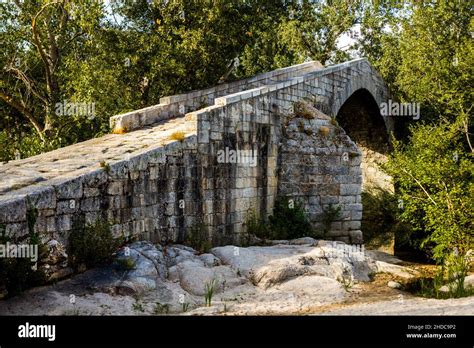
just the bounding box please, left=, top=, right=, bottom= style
left=1, top=0, right=359, bottom=162
left=0, top=0, right=105, bottom=140
left=357, top=1, right=474, bottom=261
left=384, top=116, right=473, bottom=262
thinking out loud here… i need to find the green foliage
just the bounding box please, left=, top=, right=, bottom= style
left=337, top=274, right=354, bottom=292
left=361, top=187, right=411, bottom=250
left=132, top=300, right=145, bottom=312
left=383, top=116, right=473, bottom=262
left=99, top=160, right=111, bottom=174
left=116, top=257, right=136, bottom=271
left=204, top=278, right=217, bottom=307
left=153, top=302, right=169, bottom=315
left=394, top=2, right=472, bottom=121
left=0, top=206, right=46, bottom=297
left=441, top=252, right=472, bottom=298
left=268, top=197, right=313, bottom=240
left=359, top=1, right=472, bottom=123
left=184, top=223, right=211, bottom=254
left=406, top=252, right=473, bottom=299
left=182, top=302, right=190, bottom=313
left=321, top=204, right=341, bottom=236
left=68, top=216, right=120, bottom=270
left=358, top=1, right=473, bottom=263
left=245, top=210, right=270, bottom=241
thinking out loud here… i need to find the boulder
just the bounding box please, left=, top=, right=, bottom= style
left=374, top=261, right=419, bottom=279
left=388, top=281, right=402, bottom=289
left=113, top=241, right=168, bottom=295
left=176, top=261, right=246, bottom=296
left=199, top=253, right=221, bottom=267
left=164, top=246, right=198, bottom=267
left=439, top=275, right=474, bottom=293
left=289, top=237, right=317, bottom=245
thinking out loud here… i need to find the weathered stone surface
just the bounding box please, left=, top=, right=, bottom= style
left=439, top=275, right=474, bottom=293
left=289, top=237, right=317, bottom=245
left=374, top=261, right=419, bottom=279
left=114, top=241, right=167, bottom=295
left=1, top=240, right=471, bottom=316
left=388, top=280, right=402, bottom=289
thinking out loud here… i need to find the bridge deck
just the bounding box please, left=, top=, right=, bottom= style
left=0, top=116, right=194, bottom=199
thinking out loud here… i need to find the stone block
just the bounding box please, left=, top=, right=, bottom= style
left=55, top=178, right=83, bottom=199
left=349, top=230, right=363, bottom=244
left=0, top=198, right=26, bottom=223
left=107, top=181, right=124, bottom=195
left=342, top=220, right=361, bottom=231
left=340, top=184, right=361, bottom=196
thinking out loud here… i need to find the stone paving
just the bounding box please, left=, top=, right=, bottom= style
left=0, top=116, right=195, bottom=200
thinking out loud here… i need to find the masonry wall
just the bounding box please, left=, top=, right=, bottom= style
left=187, top=59, right=382, bottom=243
left=278, top=107, right=363, bottom=244
left=0, top=137, right=200, bottom=246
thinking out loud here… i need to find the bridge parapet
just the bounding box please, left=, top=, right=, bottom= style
left=110, top=61, right=322, bottom=132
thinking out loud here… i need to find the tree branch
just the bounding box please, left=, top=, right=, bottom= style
left=0, top=90, right=45, bottom=140
left=401, top=168, right=437, bottom=206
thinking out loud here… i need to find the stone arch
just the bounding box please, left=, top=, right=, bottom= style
left=331, top=59, right=394, bottom=137
left=336, top=88, right=393, bottom=191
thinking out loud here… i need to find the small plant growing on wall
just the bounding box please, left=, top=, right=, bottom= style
left=170, top=131, right=186, bottom=142
left=293, top=101, right=315, bottom=119
left=112, top=126, right=128, bottom=135
left=318, top=126, right=330, bottom=137
left=298, top=121, right=306, bottom=133
left=99, top=160, right=110, bottom=174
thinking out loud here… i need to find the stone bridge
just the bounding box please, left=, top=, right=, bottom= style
left=0, top=58, right=391, bottom=247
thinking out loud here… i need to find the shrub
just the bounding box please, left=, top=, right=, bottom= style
left=361, top=187, right=411, bottom=250
left=170, top=131, right=186, bottom=142
left=405, top=251, right=474, bottom=299
left=184, top=223, right=211, bottom=253
left=318, top=126, right=330, bottom=137
left=439, top=251, right=473, bottom=298
left=0, top=204, right=47, bottom=297
left=268, top=197, right=313, bottom=240
left=321, top=204, right=342, bottom=236
left=112, top=126, right=128, bottom=134
left=383, top=115, right=473, bottom=263
left=245, top=210, right=270, bottom=241
left=293, top=101, right=315, bottom=119
left=68, top=216, right=121, bottom=270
